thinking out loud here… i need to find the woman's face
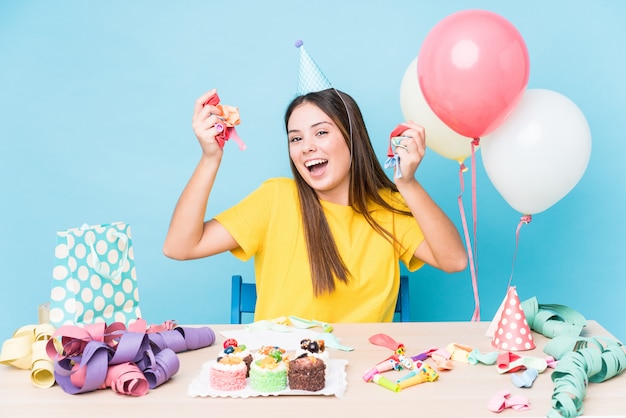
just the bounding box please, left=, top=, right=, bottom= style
left=287, top=102, right=351, bottom=205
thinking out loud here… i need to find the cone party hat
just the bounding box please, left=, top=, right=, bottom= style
left=491, top=286, right=535, bottom=351
left=295, top=40, right=332, bottom=95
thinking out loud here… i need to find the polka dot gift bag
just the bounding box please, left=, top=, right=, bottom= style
left=49, top=222, right=142, bottom=327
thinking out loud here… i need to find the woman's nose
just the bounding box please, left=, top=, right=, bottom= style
left=302, top=137, right=316, bottom=153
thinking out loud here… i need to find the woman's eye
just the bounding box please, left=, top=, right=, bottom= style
left=289, top=136, right=301, bottom=143
left=316, top=130, right=328, bottom=137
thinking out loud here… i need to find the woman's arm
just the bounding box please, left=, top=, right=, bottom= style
left=162, top=89, right=239, bottom=260
left=392, top=121, right=468, bottom=273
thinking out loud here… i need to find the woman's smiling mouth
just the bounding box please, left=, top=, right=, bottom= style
left=305, top=159, right=328, bottom=173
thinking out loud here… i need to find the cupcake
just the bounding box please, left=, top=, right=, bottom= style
left=222, top=338, right=253, bottom=377
left=288, top=354, right=326, bottom=392
left=209, top=354, right=247, bottom=391
left=296, top=338, right=329, bottom=361
left=249, top=346, right=288, bottom=392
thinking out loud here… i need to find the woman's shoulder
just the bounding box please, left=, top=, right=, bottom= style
left=262, top=177, right=295, bottom=187
left=255, top=177, right=298, bottom=200
left=375, top=187, right=409, bottom=210
left=220, top=178, right=297, bottom=220
left=259, top=177, right=296, bottom=191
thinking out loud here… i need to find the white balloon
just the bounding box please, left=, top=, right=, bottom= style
left=400, top=57, right=475, bottom=163
left=481, top=89, right=592, bottom=215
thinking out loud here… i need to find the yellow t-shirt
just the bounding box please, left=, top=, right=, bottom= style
left=214, top=177, right=424, bottom=322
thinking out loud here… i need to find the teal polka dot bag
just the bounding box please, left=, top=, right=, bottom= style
left=49, top=222, right=142, bottom=327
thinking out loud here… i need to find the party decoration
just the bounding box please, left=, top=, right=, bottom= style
left=400, top=57, right=474, bottom=162
left=202, top=93, right=245, bottom=150
left=496, top=351, right=547, bottom=374
left=490, top=286, right=535, bottom=351
left=0, top=323, right=56, bottom=388
left=431, top=348, right=454, bottom=371
left=295, top=40, right=332, bottom=95
left=487, top=390, right=531, bottom=413
left=384, top=124, right=411, bottom=178
left=364, top=333, right=439, bottom=391
left=545, top=335, right=626, bottom=417
left=45, top=319, right=215, bottom=395
left=512, top=368, right=539, bottom=388
left=481, top=89, right=592, bottom=215
left=418, top=9, right=530, bottom=138
left=521, top=296, right=587, bottom=339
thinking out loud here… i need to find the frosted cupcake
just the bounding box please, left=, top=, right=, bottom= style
left=249, top=346, right=288, bottom=392
left=222, top=338, right=253, bottom=377
left=288, top=354, right=326, bottom=391
left=209, top=354, right=247, bottom=391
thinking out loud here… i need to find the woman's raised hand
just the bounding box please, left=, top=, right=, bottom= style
left=191, top=89, right=225, bottom=158
left=393, top=121, right=427, bottom=183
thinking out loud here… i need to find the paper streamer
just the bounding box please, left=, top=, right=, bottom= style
left=545, top=335, right=626, bottom=418
left=0, top=323, right=56, bottom=388
left=46, top=320, right=215, bottom=396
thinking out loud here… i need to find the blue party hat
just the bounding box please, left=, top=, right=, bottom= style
left=295, top=40, right=333, bottom=95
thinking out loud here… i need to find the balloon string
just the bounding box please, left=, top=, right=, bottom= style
left=507, top=215, right=532, bottom=289
left=470, top=138, right=480, bottom=320
left=457, top=160, right=479, bottom=322
left=471, top=138, right=479, bottom=282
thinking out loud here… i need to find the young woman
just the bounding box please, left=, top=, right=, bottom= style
left=163, top=88, right=467, bottom=322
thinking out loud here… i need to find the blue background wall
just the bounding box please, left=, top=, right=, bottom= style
left=1, top=1, right=624, bottom=342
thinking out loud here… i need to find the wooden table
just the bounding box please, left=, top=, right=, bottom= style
left=1, top=321, right=624, bottom=417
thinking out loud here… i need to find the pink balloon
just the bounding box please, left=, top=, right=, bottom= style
left=418, top=10, right=530, bottom=138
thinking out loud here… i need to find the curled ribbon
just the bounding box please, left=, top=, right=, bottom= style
left=105, top=362, right=149, bottom=396
left=202, top=93, right=246, bottom=150
left=143, top=348, right=180, bottom=389
left=46, top=319, right=215, bottom=396
left=0, top=323, right=56, bottom=388
left=545, top=336, right=626, bottom=418
left=520, top=296, right=587, bottom=338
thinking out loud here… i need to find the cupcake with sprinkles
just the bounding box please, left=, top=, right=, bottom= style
left=221, top=338, right=253, bottom=377
left=249, top=346, right=288, bottom=392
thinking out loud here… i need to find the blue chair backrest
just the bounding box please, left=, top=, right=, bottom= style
left=231, top=274, right=410, bottom=324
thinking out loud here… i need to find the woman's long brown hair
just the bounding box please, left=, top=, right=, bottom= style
left=284, top=89, right=412, bottom=296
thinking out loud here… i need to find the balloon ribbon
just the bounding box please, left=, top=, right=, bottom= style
left=457, top=138, right=480, bottom=321
left=507, top=215, right=532, bottom=289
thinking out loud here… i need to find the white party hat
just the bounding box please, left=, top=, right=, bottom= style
left=295, top=40, right=333, bottom=95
